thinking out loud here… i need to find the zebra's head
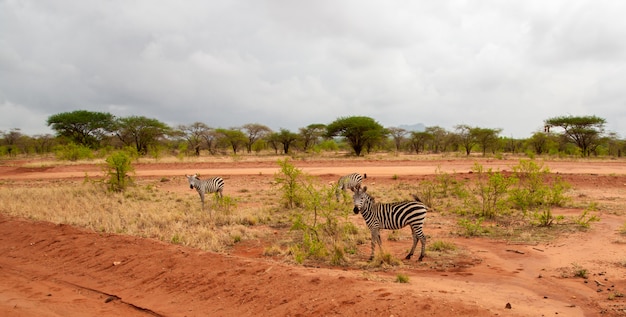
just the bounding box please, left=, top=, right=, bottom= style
left=186, top=174, right=199, bottom=189
left=352, top=186, right=372, bottom=214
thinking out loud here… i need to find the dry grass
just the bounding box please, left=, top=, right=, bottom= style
left=0, top=178, right=273, bottom=253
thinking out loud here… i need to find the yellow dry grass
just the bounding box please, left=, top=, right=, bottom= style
left=0, top=178, right=273, bottom=253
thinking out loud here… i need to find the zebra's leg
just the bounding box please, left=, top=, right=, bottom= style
left=418, top=234, right=426, bottom=261
left=199, top=191, right=205, bottom=211
left=369, top=229, right=381, bottom=260
left=406, top=233, right=418, bottom=260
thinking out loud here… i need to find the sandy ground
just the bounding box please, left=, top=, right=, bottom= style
left=1, top=157, right=626, bottom=316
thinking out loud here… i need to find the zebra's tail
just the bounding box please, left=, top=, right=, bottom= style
left=363, top=173, right=367, bottom=179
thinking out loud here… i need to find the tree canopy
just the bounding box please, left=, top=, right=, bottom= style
left=114, top=116, right=171, bottom=155
left=46, top=110, right=115, bottom=148
left=325, top=116, right=386, bottom=156
left=216, top=128, right=247, bottom=154
left=242, top=123, right=272, bottom=153
left=545, top=115, right=606, bottom=156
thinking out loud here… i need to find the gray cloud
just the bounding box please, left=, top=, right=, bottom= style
left=1, top=0, right=625, bottom=138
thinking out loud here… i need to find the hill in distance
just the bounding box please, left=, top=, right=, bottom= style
left=396, top=123, right=426, bottom=132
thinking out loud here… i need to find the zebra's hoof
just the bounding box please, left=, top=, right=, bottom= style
left=405, top=254, right=412, bottom=260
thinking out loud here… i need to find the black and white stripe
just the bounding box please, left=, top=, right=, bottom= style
left=186, top=174, right=225, bottom=210
left=352, top=186, right=428, bottom=261
left=336, top=173, right=366, bottom=201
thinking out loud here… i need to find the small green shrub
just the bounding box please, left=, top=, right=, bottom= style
left=427, top=240, right=457, bottom=252
left=395, top=273, right=410, bottom=283
left=274, top=158, right=304, bottom=208
left=574, top=209, right=600, bottom=229
left=470, top=163, right=514, bottom=218
left=104, top=151, right=134, bottom=192
left=171, top=234, right=182, bottom=244
left=458, top=218, right=490, bottom=237
left=370, top=252, right=402, bottom=267
left=509, top=159, right=571, bottom=216
left=572, top=263, right=588, bottom=278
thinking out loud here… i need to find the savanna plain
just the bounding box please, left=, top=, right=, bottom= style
left=1, top=154, right=626, bottom=317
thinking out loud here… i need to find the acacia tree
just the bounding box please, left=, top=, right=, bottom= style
left=527, top=132, right=554, bottom=155
left=425, top=126, right=449, bottom=153
left=387, top=127, right=408, bottom=152
left=201, top=128, right=219, bottom=155
left=454, top=124, right=477, bottom=156
left=216, top=128, right=247, bottom=154
left=409, top=131, right=431, bottom=154
left=472, top=127, right=502, bottom=156
left=241, top=123, right=272, bottom=153
left=114, top=116, right=171, bottom=155
left=299, top=123, right=326, bottom=152
left=47, top=110, right=115, bottom=148
left=545, top=115, right=606, bottom=156
left=274, top=128, right=300, bottom=154
left=1, top=128, right=22, bottom=156
left=326, top=116, right=386, bottom=156
left=178, top=122, right=211, bottom=156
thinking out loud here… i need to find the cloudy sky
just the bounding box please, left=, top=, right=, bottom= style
left=1, top=1, right=625, bottom=138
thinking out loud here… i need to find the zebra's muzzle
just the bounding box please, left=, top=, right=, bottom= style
left=353, top=206, right=360, bottom=214
left=189, top=185, right=194, bottom=189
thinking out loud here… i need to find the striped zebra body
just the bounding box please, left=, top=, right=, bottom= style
left=352, top=186, right=427, bottom=261
left=336, top=173, right=366, bottom=201
left=186, top=174, right=225, bottom=211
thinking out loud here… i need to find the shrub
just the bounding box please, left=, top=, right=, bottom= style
left=470, top=163, right=514, bottom=218
left=458, top=218, right=490, bottom=237
left=574, top=209, right=600, bottom=229
left=55, top=143, right=94, bottom=161
left=274, top=158, right=304, bottom=208
left=427, top=240, right=457, bottom=252
left=104, top=151, right=134, bottom=192
left=509, top=159, right=571, bottom=215
left=395, top=273, right=410, bottom=283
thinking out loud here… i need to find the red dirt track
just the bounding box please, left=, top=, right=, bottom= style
left=1, top=157, right=626, bottom=316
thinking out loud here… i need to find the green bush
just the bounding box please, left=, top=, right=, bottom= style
left=458, top=218, right=490, bottom=237
left=471, top=163, right=514, bottom=218
left=274, top=158, right=304, bottom=208
left=55, top=143, right=94, bottom=161
left=427, top=240, right=457, bottom=252
left=395, top=273, right=410, bottom=283
left=508, top=160, right=571, bottom=224
left=104, top=151, right=134, bottom=192
left=574, top=209, right=600, bottom=229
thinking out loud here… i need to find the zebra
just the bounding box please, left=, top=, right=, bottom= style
left=352, top=186, right=428, bottom=261
left=186, top=174, right=225, bottom=211
left=336, top=173, right=367, bottom=201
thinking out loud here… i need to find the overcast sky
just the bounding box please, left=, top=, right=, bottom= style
left=1, top=1, right=625, bottom=138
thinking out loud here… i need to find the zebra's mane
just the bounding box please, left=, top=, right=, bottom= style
left=366, top=193, right=416, bottom=208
